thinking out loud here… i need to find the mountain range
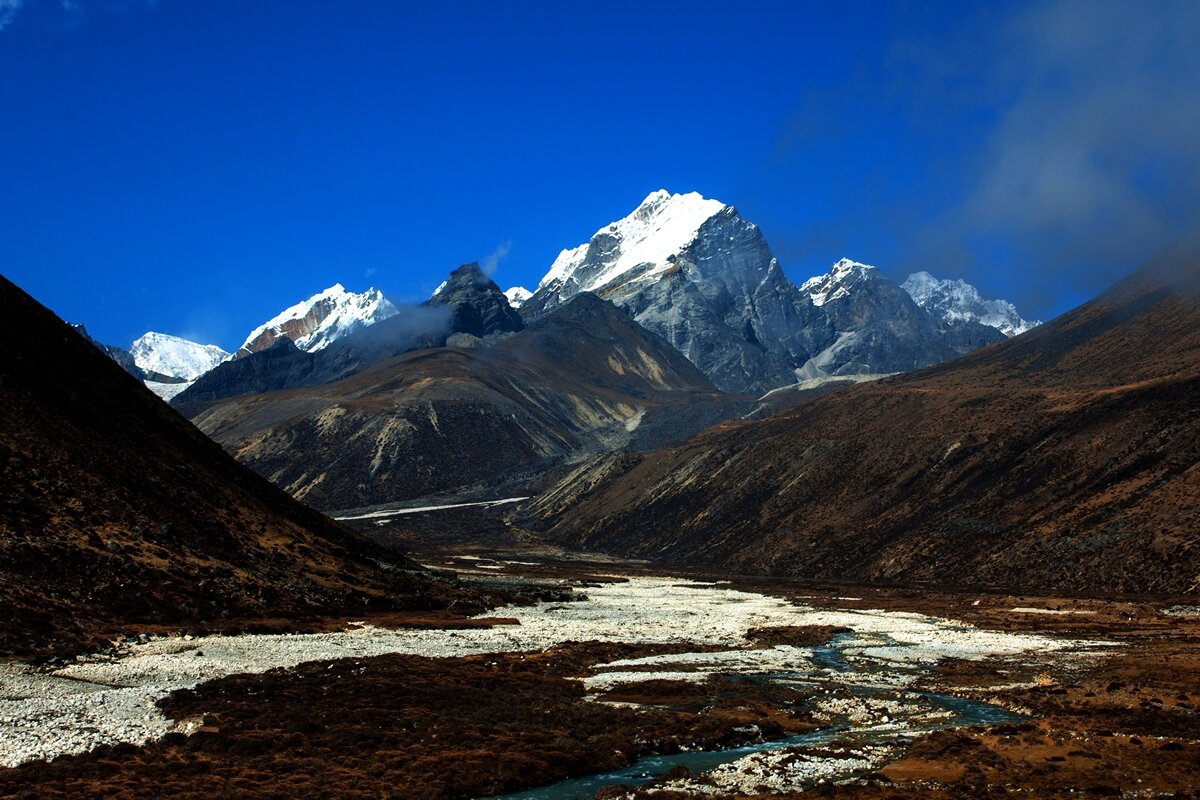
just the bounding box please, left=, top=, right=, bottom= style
left=75, top=190, right=1035, bottom=404
left=59, top=190, right=1040, bottom=518
left=4, top=187, right=1196, bottom=636
left=520, top=191, right=1029, bottom=394
left=520, top=233, right=1200, bottom=595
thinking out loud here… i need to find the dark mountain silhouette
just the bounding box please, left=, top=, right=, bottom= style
left=0, top=275, right=472, bottom=657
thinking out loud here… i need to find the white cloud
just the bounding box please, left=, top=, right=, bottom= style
left=0, top=0, right=23, bottom=31
left=481, top=240, right=512, bottom=276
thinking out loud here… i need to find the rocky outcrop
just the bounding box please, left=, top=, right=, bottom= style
left=427, top=263, right=524, bottom=339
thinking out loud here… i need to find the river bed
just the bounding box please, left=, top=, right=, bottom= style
left=0, top=573, right=1113, bottom=794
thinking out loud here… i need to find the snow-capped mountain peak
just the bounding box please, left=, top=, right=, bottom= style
left=130, top=332, right=230, bottom=381
left=801, top=258, right=880, bottom=306
left=237, top=283, right=399, bottom=357
left=537, top=189, right=728, bottom=295
left=902, top=271, right=1040, bottom=337
left=503, top=286, right=532, bottom=308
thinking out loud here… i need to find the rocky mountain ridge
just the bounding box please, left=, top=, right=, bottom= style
left=173, top=263, right=516, bottom=405
left=903, top=271, right=1040, bottom=336
left=521, top=191, right=1023, bottom=394
left=236, top=283, right=398, bottom=358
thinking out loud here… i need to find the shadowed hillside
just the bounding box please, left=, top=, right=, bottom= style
left=0, top=275, right=474, bottom=657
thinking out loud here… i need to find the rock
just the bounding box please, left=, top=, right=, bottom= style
left=426, top=263, right=524, bottom=339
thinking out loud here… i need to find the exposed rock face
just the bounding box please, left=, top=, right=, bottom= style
left=175, top=338, right=319, bottom=404
left=236, top=284, right=398, bottom=358
left=903, top=271, right=1040, bottom=336
left=0, top=275, right=469, bottom=657
left=523, top=191, right=1013, bottom=394
left=523, top=192, right=826, bottom=393
left=426, top=263, right=524, bottom=339
left=522, top=234, right=1200, bottom=595
left=796, top=259, right=1005, bottom=377
left=182, top=294, right=745, bottom=510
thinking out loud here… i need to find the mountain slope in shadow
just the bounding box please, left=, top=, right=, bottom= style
left=0, top=275, right=473, bottom=657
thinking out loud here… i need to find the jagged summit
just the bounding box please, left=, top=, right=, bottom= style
left=522, top=193, right=1016, bottom=394
left=130, top=332, right=229, bottom=381
left=801, top=258, right=881, bottom=307
left=903, top=271, right=1040, bottom=337
left=427, top=263, right=524, bottom=339
left=535, top=190, right=730, bottom=301
left=237, top=283, right=398, bottom=358
left=503, top=286, right=532, bottom=308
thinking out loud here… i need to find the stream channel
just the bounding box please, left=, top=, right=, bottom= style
left=484, top=629, right=1027, bottom=799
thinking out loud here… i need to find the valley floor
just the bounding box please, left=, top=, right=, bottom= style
left=0, top=550, right=1197, bottom=799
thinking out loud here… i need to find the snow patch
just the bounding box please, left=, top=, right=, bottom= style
left=902, top=271, right=1039, bottom=337
left=144, top=380, right=193, bottom=402
left=239, top=284, right=399, bottom=355
left=129, top=332, right=229, bottom=381
left=800, top=258, right=878, bottom=307
left=502, top=286, right=532, bottom=308
left=538, top=190, right=727, bottom=294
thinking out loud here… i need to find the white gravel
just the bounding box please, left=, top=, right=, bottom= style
left=644, top=743, right=899, bottom=796
left=0, top=576, right=1112, bottom=769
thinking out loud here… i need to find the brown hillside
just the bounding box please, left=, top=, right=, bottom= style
left=180, top=294, right=745, bottom=511
left=525, top=235, right=1200, bottom=595
left=0, top=275, right=471, bottom=657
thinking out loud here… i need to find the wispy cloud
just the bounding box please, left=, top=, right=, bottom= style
left=0, top=0, right=23, bottom=31
left=1, top=0, right=160, bottom=33
left=955, top=0, right=1200, bottom=283
left=771, top=0, right=1200, bottom=313
left=480, top=239, right=512, bottom=276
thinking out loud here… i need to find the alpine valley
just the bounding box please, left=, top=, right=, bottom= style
left=5, top=191, right=1200, bottom=800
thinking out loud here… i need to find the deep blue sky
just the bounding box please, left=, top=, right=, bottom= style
left=2, top=0, right=1197, bottom=350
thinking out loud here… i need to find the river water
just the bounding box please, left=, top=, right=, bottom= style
left=484, top=627, right=1029, bottom=800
